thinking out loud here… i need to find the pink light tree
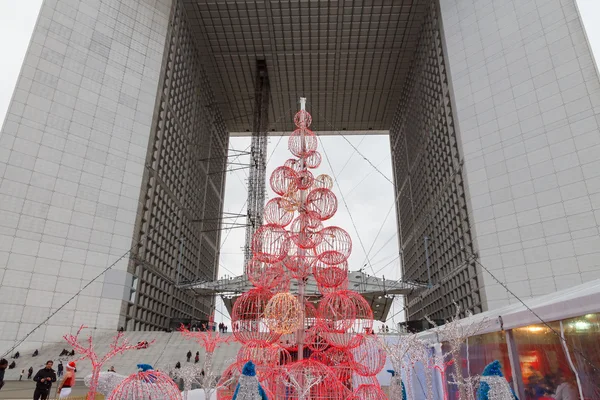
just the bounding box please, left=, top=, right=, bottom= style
left=63, top=325, right=154, bottom=400
left=179, top=314, right=235, bottom=395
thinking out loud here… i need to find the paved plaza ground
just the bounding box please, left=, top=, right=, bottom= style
left=0, top=381, right=99, bottom=400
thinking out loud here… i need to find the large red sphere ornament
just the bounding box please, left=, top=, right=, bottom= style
left=318, top=275, right=349, bottom=294
left=252, top=224, right=290, bottom=263
left=305, top=150, right=322, bottom=169
left=236, top=340, right=279, bottom=375
left=217, top=364, right=241, bottom=400
left=246, top=258, right=285, bottom=289
left=294, top=110, right=312, bottom=128
left=285, top=158, right=303, bottom=173
left=283, top=359, right=351, bottom=400
left=316, top=226, right=352, bottom=265
left=270, top=267, right=292, bottom=293
left=349, top=385, right=387, bottom=400
left=313, top=259, right=348, bottom=288
left=264, top=292, right=303, bottom=334
left=290, top=212, right=323, bottom=249
left=232, top=288, right=281, bottom=344
left=108, top=370, right=182, bottom=400
left=289, top=129, right=318, bottom=158
left=318, top=291, right=356, bottom=332
left=283, top=252, right=314, bottom=279
left=296, top=169, right=315, bottom=190
left=264, top=197, right=294, bottom=227
left=346, top=291, right=374, bottom=333
left=323, top=348, right=354, bottom=387
left=270, top=166, right=298, bottom=196
left=322, top=291, right=373, bottom=349
left=306, top=326, right=330, bottom=352
left=349, top=335, right=386, bottom=376
left=307, top=188, right=338, bottom=221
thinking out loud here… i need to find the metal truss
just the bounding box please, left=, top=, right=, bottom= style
left=243, top=60, right=270, bottom=266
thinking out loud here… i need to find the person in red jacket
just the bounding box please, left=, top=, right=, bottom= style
left=56, top=361, right=76, bottom=398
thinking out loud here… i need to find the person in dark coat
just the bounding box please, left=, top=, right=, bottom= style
left=186, top=350, right=192, bottom=362
left=194, top=352, right=199, bottom=363
left=8, top=361, right=15, bottom=369
left=28, top=366, right=33, bottom=379
left=32, top=349, right=39, bottom=357
left=0, top=359, right=7, bottom=390
left=57, top=362, right=63, bottom=378
left=33, top=360, right=57, bottom=400
left=175, top=361, right=181, bottom=369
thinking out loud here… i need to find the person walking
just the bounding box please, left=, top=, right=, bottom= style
left=57, top=362, right=63, bottom=378
left=186, top=350, right=192, bottom=362
left=0, top=359, right=7, bottom=391
left=55, top=361, right=76, bottom=398
left=194, top=352, right=199, bottom=364
left=19, top=368, right=24, bottom=381
left=33, top=360, right=56, bottom=400
left=27, top=366, right=33, bottom=379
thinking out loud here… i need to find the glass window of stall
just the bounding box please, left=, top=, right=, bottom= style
left=562, top=313, right=600, bottom=399
left=467, top=331, right=512, bottom=380
left=512, top=323, right=577, bottom=400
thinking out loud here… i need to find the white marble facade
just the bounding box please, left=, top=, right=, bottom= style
left=440, top=0, right=600, bottom=310
left=0, top=0, right=173, bottom=354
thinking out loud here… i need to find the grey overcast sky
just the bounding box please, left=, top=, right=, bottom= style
left=1, top=1, right=599, bottom=325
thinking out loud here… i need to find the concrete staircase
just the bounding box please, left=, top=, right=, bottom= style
left=2, top=331, right=240, bottom=381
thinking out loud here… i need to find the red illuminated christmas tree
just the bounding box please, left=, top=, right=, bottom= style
left=222, top=99, right=386, bottom=399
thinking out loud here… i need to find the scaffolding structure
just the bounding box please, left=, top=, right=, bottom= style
left=243, top=60, right=271, bottom=267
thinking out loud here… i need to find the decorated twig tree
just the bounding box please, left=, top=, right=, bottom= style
left=179, top=314, right=235, bottom=396
left=168, top=363, right=204, bottom=399
left=427, top=303, right=488, bottom=400
left=64, top=325, right=152, bottom=400
left=379, top=332, right=427, bottom=400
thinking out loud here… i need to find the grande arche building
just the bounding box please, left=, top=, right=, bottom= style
left=1, top=0, right=600, bottom=353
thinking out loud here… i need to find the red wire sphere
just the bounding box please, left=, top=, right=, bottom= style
left=349, top=384, right=387, bottom=400
left=236, top=340, right=279, bottom=378
left=318, top=275, right=349, bottom=294
left=306, top=188, right=338, bottom=221
left=283, top=359, right=351, bottom=400
left=349, top=334, right=386, bottom=376
left=317, top=291, right=357, bottom=332
left=270, top=166, right=298, bottom=196
left=305, top=150, right=322, bottom=169
left=246, top=258, right=285, bottom=290
left=231, top=288, right=281, bottom=344
left=313, top=258, right=348, bottom=288
left=108, top=370, right=182, bottom=400
left=323, top=348, right=354, bottom=389
left=270, top=267, right=292, bottom=293
left=296, top=169, right=315, bottom=190
left=282, top=252, right=314, bottom=280
left=252, top=224, right=290, bottom=263
left=321, top=291, right=373, bottom=349
left=289, top=213, right=323, bottom=250
left=315, top=226, right=352, bottom=265
left=217, top=364, right=241, bottom=400
left=306, top=325, right=330, bottom=353
left=289, top=129, right=318, bottom=158
left=284, top=158, right=303, bottom=173
left=264, top=197, right=294, bottom=227
left=294, top=110, right=312, bottom=128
